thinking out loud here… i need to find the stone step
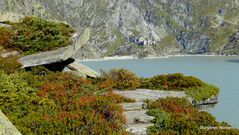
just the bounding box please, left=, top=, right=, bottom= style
left=126, top=123, right=154, bottom=135
left=121, top=102, right=146, bottom=111
left=113, top=89, right=186, bottom=102
left=123, top=110, right=154, bottom=124
left=0, top=110, right=22, bottom=135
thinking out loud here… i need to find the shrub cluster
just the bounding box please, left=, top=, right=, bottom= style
left=140, top=73, right=219, bottom=102
left=102, top=68, right=140, bottom=90
left=146, top=97, right=235, bottom=135
left=0, top=69, right=134, bottom=134
left=101, top=69, right=219, bottom=102
left=0, top=27, right=14, bottom=48
left=1, top=17, right=74, bottom=54
left=201, top=129, right=239, bottom=135
left=140, top=73, right=204, bottom=90
left=186, top=84, right=219, bottom=102
left=0, top=56, right=22, bottom=74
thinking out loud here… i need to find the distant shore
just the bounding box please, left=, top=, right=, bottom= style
left=77, top=54, right=238, bottom=62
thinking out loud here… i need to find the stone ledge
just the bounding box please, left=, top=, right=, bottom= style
left=0, top=110, right=22, bottom=135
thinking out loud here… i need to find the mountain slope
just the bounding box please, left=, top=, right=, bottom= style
left=0, top=0, right=239, bottom=58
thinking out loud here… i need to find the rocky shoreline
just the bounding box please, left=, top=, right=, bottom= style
left=77, top=54, right=239, bottom=62
left=113, top=89, right=221, bottom=135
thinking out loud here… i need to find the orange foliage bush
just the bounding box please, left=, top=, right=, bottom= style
left=103, top=92, right=135, bottom=103
left=147, top=97, right=194, bottom=114
left=0, top=27, right=14, bottom=49
left=106, top=68, right=140, bottom=90
left=98, top=79, right=114, bottom=90
left=38, top=82, right=67, bottom=98
left=146, top=97, right=225, bottom=134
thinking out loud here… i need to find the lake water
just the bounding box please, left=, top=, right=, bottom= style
left=80, top=56, right=239, bottom=127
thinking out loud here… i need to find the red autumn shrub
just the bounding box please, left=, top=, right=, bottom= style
left=98, top=79, right=114, bottom=90
left=103, top=92, right=135, bottom=103
left=106, top=68, right=140, bottom=90
left=0, top=27, right=14, bottom=49
left=38, top=82, right=67, bottom=98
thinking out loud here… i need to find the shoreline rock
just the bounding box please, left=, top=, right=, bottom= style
left=192, top=95, right=219, bottom=106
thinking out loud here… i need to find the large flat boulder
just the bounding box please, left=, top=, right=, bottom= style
left=123, top=110, right=154, bottom=124
left=19, top=28, right=91, bottom=68
left=126, top=123, right=153, bottom=135
left=121, top=102, right=145, bottom=111
left=0, top=50, right=19, bottom=58
left=113, top=89, right=186, bottom=102
left=67, top=62, right=100, bottom=78
left=0, top=110, right=22, bottom=135
left=19, top=46, right=71, bottom=68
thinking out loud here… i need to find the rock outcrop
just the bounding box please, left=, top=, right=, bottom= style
left=18, top=28, right=100, bottom=78
left=114, top=89, right=220, bottom=135
left=192, top=95, right=219, bottom=106
left=0, top=50, right=19, bottom=58
left=19, top=28, right=91, bottom=68
left=0, top=110, right=22, bottom=135
left=114, top=89, right=187, bottom=135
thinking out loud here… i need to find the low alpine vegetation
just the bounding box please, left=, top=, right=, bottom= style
left=0, top=62, right=134, bottom=134
left=0, top=17, right=74, bottom=54
left=146, top=97, right=238, bottom=135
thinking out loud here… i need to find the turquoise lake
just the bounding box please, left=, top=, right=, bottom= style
left=80, top=56, right=239, bottom=127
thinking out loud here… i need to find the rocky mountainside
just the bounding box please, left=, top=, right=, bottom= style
left=1, top=0, right=239, bottom=59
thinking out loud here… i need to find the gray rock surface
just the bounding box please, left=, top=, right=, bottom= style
left=19, top=46, right=71, bottom=68
left=18, top=28, right=100, bottom=78
left=121, top=102, right=146, bottom=111
left=192, top=95, right=219, bottom=106
left=0, top=110, right=22, bottom=135
left=67, top=62, right=100, bottom=78
left=114, top=89, right=186, bottom=135
left=19, top=28, right=90, bottom=68
left=0, top=23, right=12, bottom=28
left=114, top=89, right=221, bottom=135
left=123, top=110, right=154, bottom=124
left=113, top=89, right=186, bottom=102
left=0, top=51, right=19, bottom=58
left=126, top=123, right=154, bottom=135
left=177, top=32, right=210, bottom=54
left=1, top=0, right=239, bottom=58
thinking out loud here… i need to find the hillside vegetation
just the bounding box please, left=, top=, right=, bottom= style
left=0, top=57, right=134, bottom=134
left=0, top=15, right=238, bottom=134
left=104, top=69, right=219, bottom=102
left=0, top=56, right=238, bottom=134
left=1, top=0, right=239, bottom=58
left=146, top=97, right=239, bottom=134
left=0, top=17, right=74, bottom=54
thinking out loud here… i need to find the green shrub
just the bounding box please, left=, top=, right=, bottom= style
left=146, top=97, right=231, bottom=135
left=0, top=70, right=128, bottom=134
left=140, top=73, right=204, bottom=90
left=5, top=17, right=74, bottom=54
left=0, top=71, right=57, bottom=133
left=140, top=73, right=220, bottom=102
left=201, top=129, right=239, bottom=135
left=0, top=56, right=22, bottom=74
left=186, top=84, right=219, bottom=101
left=105, top=68, right=140, bottom=90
